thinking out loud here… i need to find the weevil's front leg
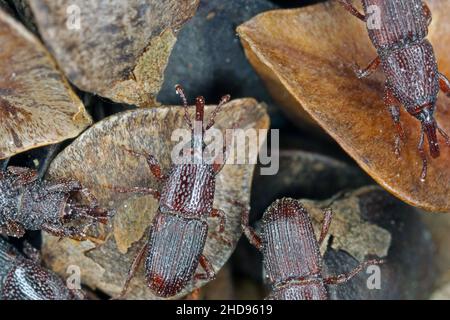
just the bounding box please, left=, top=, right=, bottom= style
left=324, top=259, right=385, bottom=285
left=439, top=73, right=450, bottom=97
left=114, top=243, right=149, bottom=300
left=385, top=88, right=406, bottom=157
left=104, top=185, right=161, bottom=201
left=318, top=208, right=333, bottom=247
left=194, top=254, right=216, bottom=281
left=423, top=2, right=432, bottom=26
left=240, top=204, right=263, bottom=251
left=121, top=147, right=166, bottom=182
left=337, top=0, right=366, bottom=21
left=354, top=57, right=381, bottom=79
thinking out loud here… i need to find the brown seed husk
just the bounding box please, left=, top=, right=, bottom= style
left=0, top=9, right=91, bottom=159
left=27, top=0, right=200, bottom=107
left=237, top=0, right=450, bottom=212
left=43, top=98, right=269, bottom=299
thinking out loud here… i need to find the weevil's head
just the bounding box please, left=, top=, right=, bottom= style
left=413, top=105, right=440, bottom=158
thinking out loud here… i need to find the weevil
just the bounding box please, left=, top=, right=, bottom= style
left=0, top=236, right=83, bottom=300
left=0, top=166, right=109, bottom=240
left=241, top=198, right=384, bottom=300
left=337, top=0, right=450, bottom=181
left=112, top=85, right=232, bottom=298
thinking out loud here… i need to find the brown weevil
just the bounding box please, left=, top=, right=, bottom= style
left=337, top=0, right=450, bottom=181
left=112, top=85, right=232, bottom=298
left=0, top=236, right=83, bottom=300
left=241, top=198, right=384, bottom=300
left=0, top=166, right=109, bottom=240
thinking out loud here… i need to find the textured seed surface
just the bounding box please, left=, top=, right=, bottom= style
left=27, top=0, right=199, bottom=106
left=0, top=9, right=91, bottom=159
left=237, top=0, right=450, bottom=212
left=43, top=98, right=269, bottom=299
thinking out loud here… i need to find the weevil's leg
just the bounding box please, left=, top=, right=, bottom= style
left=353, top=57, right=381, bottom=79
left=205, top=94, right=231, bottom=131
left=423, top=2, right=432, bottom=26
left=121, top=148, right=166, bottom=182
left=23, top=241, right=41, bottom=263
left=104, top=185, right=161, bottom=201
left=184, top=288, right=201, bottom=300
left=114, top=243, right=149, bottom=300
left=385, top=88, right=405, bottom=157
left=240, top=203, right=263, bottom=251
left=318, top=208, right=333, bottom=247
left=8, top=166, right=38, bottom=186
left=439, top=73, right=450, bottom=97
left=175, top=84, right=193, bottom=132
left=324, top=259, right=385, bottom=285
left=65, top=203, right=109, bottom=225
left=3, top=220, right=26, bottom=238
left=210, top=208, right=226, bottom=233
left=41, top=224, right=87, bottom=241
left=194, top=255, right=216, bottom=281
left=418, top=127, right=428, bottom=182
left=209, top=208, right=232, bottom=246
left=337, top=0, right=366, bottom=21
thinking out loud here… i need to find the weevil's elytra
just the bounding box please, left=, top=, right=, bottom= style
left=113, top=85, right=231, bottom=298
left=241, top=198, right=384, bottom=300
left=0, top=236, right=81, bottom=300
left=338, top=0, right=450, bottom=181
left=0, top=166, right=109, bottom=240
left=145, top=214, right=208, bottom=297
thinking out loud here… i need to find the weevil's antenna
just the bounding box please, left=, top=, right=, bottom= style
left=175, top=84, right=193, bottom=131
left=205, top=94, right=231, bottom=131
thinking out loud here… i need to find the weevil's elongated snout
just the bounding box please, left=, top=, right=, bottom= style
left=414, top=106, right=440, bottom=158
left=422, top=119, right=440, bottom=158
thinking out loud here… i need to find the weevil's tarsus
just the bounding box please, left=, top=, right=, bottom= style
left=337, top=0, right=366, bottom=21
left=115, top=243, right=149, bottom=300
left=318, top=208, right=333, bottom=247
left=324, top=259, right=385, bottom=285
left=353, top=56, right=381, bottom=79
left=194, top=254, right=216, bottom=281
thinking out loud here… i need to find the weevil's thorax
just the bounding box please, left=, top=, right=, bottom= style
left=159, top=163, right=216, bottom=219
left=13, top=180, right=68, bottom=230
left=261, top=198, right=323, bottom=286
left=362, top=0, right=428, bottom=54
left=382, top=40, right=440, bottom=109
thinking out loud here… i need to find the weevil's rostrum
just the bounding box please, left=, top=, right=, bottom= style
left=338, top=0, right=450, bottom=181
left=0, top=237, right=79, bottom=300
left=0, top=166, right=109, bottom=240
